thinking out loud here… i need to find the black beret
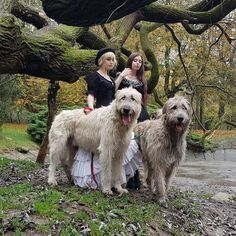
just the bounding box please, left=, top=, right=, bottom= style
left=95, top=48, right=115, bottom=66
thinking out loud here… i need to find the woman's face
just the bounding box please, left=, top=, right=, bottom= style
left=100, top=53, right=116, bottom=71
left=131, top=56, right=142, bottom=72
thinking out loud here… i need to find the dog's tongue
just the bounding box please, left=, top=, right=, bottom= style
left=122, top=115, right=131, bottom=126
left=175, top=124, right=183, bottom=132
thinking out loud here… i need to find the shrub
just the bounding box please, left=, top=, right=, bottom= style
left=27, top=105, right=48, bottom=144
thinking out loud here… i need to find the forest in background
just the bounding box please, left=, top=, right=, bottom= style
left=0, top=0, right=235, bottom=146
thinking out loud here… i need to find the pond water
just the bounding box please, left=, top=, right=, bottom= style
left=173, top=148, right=236, bottom=195
left=187, top=149, right=236, bottom=161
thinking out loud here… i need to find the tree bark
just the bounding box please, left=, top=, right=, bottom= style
left=11, top=0, right=49, bottom=29
left=141, top=0, right=236, bottom=24
left=139, top=23, right=160, bottom=94
left=0, top=16, right=98, bottom=82
left=42, top=0, right=236, bottom=26
left=36, top=80, right=60, bottom=164
left=42, top=0, right=156, bottom=26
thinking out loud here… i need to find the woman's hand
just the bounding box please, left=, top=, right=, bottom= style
left=115, top=68, right=132, bottom=90
left=84, top=107, right=93, bottom=115
left=120, top=68, right=132, bottom=78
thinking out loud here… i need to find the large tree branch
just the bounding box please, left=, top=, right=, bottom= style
left=139, top=23, right=160, bottom=94
left=11, top=0, right=49, bottom=29
left=76, top=28, right=107, bottom=49
left=140, top=0, right=236, bottom=25
left=42, top=0, right=156, bottom=26
left=188, top=0, right=224, bottom=12
left=42, top=0, right=236, bottom=27
left=0, top=16, right=99, bottom=82
left=110, top=11, right=143, bottom=47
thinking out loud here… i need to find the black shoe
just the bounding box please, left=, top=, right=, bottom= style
left=126, top=177, right=135, bottom=190
left=126, top=170, right=141, bottom=190
left=133, top=170, right=141, bottom=190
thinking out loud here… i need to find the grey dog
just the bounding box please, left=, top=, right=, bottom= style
left=134, top=96, right=192, bottom=204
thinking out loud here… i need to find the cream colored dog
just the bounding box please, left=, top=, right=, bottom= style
left=134, top=96, right=192, bottom=203
left=48, top=87, right=142, bottom=195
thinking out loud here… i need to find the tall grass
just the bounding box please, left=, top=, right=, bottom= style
left=0, top=123, right=36, bottom=150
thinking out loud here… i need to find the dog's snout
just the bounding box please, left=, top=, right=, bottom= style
left=177, top=117, right=184, bottom=123
left=123, top=105, right=131, bottom=114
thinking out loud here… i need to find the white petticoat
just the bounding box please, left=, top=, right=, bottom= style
left=71, top=134, right=142, bottom=189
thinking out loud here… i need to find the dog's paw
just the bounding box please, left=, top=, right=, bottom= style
left=158, top=196, right=168, bottom=208
left=103, top=189, right=113, bottom=195
left=117, top=188, right=128, bottom=196
left=48, top=178, right=58, bottom=186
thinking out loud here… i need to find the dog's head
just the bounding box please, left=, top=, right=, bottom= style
left=115, top=87, right=142, bottom=126
left=162, top=96, right=192, bottom=133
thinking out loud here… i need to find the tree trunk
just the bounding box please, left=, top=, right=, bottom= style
left=218, top=99, right=225, bottom=119
left=199, top=94, right=204, bottom=128
left=36, top=80, right=60, bottom=163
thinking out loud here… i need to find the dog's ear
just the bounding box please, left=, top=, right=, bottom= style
left=115, top=89, right=121, bottom=98
left=185, top=99, right=192, bottom=114
left=162, top=103, right=167, bottom=114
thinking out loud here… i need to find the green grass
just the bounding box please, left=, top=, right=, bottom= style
left=0, top=157, right=41, bottom=173
left=0, top=157, right=167, bottom=235
left=0, top=123, right=37, bottom=150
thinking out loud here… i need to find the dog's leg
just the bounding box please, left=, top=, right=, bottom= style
left=165, top=164, right=177, bottom=191
left=145, top=161, right=153, bottom=189
left=48, top=165, right=57, bottom=185
left=100, top=151, right=113, bottom=195
left=62, top=142, right=77, bottom=184
left=153, top=167, right=167, bottom=204
left=113, top=154, right=128, bottom=194
left=48, top=135, right=70, bottom=186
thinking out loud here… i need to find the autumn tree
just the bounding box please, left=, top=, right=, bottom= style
left=0, top=0, right=236, bottom=159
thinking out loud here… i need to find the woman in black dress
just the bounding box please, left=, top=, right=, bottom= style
left=116, top=52, right=149, bottom=189
left=72, top=48, right=142, bottom=190
left=84, top=47, right=116, bottom=112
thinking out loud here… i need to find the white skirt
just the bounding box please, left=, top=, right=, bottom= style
left=71, top=134, right=142, bottom=189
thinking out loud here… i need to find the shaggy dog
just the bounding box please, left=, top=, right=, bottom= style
left=134, top=96, right=192, bottom=203
left=48, top=87, right=142, bottom=195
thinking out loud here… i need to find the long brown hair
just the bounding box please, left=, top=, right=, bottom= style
left=126, top=52, right=148, bottom=107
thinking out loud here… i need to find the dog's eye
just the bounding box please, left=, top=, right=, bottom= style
left=131, top=96, right=136, bottom=101
left=182, top=105, right=187, bottom=110
left=120, top=96, right=126, bottom=100
left=171, top=105, right=177, bottom=110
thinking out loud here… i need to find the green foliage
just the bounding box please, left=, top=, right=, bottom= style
left=27, top=105, right=48, bottom=144
left=0, top=75, right=23, bottom=125
left=187, top=132, right=213, bottom=151
left=147, top=102, right=159, bottom=115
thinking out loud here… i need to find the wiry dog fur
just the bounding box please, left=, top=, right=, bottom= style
left=134, top=96, right=192, bottom=203
left=48, top=87, right=142, bottom=195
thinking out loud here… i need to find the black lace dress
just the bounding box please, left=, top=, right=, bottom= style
left=118, top=78, right=149, bottom=122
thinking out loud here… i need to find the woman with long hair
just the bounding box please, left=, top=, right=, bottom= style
left=116, top=52, right=149, bottom=189
left=116, top=52, right=149, bottom=122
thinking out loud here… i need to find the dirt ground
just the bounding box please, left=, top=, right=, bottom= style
left=1, top=148, right=236, bottom=235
